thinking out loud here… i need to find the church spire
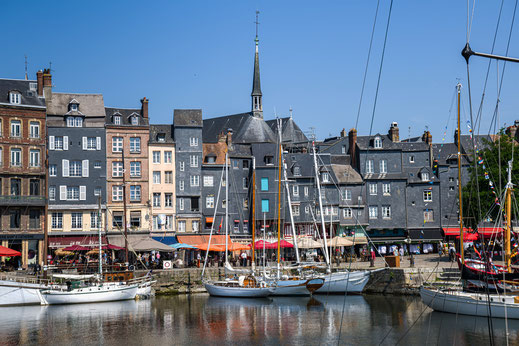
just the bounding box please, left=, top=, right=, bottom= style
left=251, top=10, right=263, bottom=118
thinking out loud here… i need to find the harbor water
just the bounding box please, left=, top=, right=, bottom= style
left=2, top=294, right=518, bottom=345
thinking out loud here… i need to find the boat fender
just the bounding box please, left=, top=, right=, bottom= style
left=515, top=296, right=519, bottom=304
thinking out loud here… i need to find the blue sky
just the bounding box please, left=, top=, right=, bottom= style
left=3, top=1, right=519, bottom=141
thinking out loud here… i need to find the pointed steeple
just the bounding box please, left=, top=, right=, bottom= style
left=251, top=10, right=263, bottom=118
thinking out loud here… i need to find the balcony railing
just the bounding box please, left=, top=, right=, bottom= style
left=0, top=195, right=45, bottom=206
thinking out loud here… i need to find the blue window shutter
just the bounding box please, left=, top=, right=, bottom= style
left=261, top=178, right=268, bottom=191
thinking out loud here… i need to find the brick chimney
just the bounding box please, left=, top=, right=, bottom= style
left=141, top=97, right=149, bottom=119
left=340, top=128, right=347, bottom=137
left=348, top=128, right=357, bottom=169
left=422, top=130, right=432, bottom=145
left=42, top=69, right=52, bottom=99
left=36, top=70, right=44, bottom=97
left=388, top=122, right=400, bottom=142
left=226, top=129, right=233, bottom=145
left=506, top=121, right=519, bottom=140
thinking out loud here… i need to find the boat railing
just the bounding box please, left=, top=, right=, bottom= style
left=0, top=274, right=51, bottom=286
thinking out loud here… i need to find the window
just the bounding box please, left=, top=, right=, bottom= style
left=49, top=164, right=57, bottom=176
left=165, top=193, right=172, bottom=207
left=112, top=162, right=123, bottom=177
left=179, top=161, right=184, bottom=171
left=374, top=137, right=382, bottom=148
left=29, top=210, right=40, bottom=229
left=10, top=148, right=21, bottom=167
left=366, top=160, right=374, bottom=173
left=130, top=185, right=141, bottom=201
left=84, top=137, right=96, bottom=150
left=10, top=179, right=20, bottom=196
left=178, top=220, right=186, bottom=232
left=222, top=199, right=227, bottom=209
left=112, top=212, right=123, bottom=228
left=449, top=177, right=455, bottom=182
left=342, top=145, right=347, bottom=154
left=204, top=176, right=214, bottom=187
left=383, top=183, right=391, bottom=195
left=94, top=187, right=102, bottom=196
left=179, top=198, right=184, bottom=210
left=369, top=206, right=378, bottom=219
left=421, top=172, right=430, bottom=182
left=243, top=177, right=248, bottom=189
left=243, top=199, right=249, bottom=209
left=449, top=186, right=455, bottom=191
left=29, top=122, right=39, bottom=138
left=67, top=186, right=79, bottom=200
left=54, top=136, right=64, bottom=150
left=165, top=171, right=173, bottom=184
left=322, top=172, right=330, bottom=182
left=305, top=205, right=310, bottom=214
left=382, top=206, right=391, bottom=219
left=232, top=160, right=239, bottom=169
left=130, top=162, right=141, bottom=177
left=0, top=147, right=2, bottom=166
left=94, top=161, right=102, bottom=169
left=243, top=160, right=249, bottom=169
left=166, top=215, right=174, bottom=229
left=71, top=213, right=82, bottom=229
left=409, top=156, right=415, bottom=163
left=67, top=117, right=83, bottom=127
left=206, top=156, right=216, bottom=164
left=130, top=137, right=141, bottom=153
left=70, top=103, right=78, bottom=111
left=10, top=120, right=20, bottom=137
left=130, top=116, right=139, bottom=125
left=51, top=212, right=63, bottom=229
left=69, top=161, right=82, bottom=177
left=292, top=204, right=300, bottom=216
left=153, top=171, right=161, bottom=184
left=9, top=92, right=21, bottom=104
left=380, top=160, right=387, bottom=173
left=293, top=166, right=301, bottom=176
left=261, top=199, right=270, bottom=213
left=49, top=186, right=56, bottom=200
left=112, top=185, right=123, bottom=201
left=179, top=180, right=184, bottom=191
left=369, top=183, right=377, bottom=195
left=153, top=151, right=160, bottom=164
left=343, top=208, right=353, bottom=219
left=304, top=186, right=309, bottom=197
left=112, top=137, right=123, bottom=152
left=265, top=156, right=273, bottom=165
left=90, top=212, right=100, bottom=229
left=164, top=151, right=172, bottom=163
left=29, top=179, right=39, bottom=196
left=153, top=193, right=161, bottom=207
left=157, top=134, right=165, bottom=142
left=342, top=190, right=352, bottom=200
left=190, top=175, right=200, bottom=187
left=113, top=116, right=121, bottom=125
left=233, top=221, right=239, bottom=232
left=261, top=178, right=269, bottom=191
left=424, top=210, right=434, bottom=222
left=423, top=190, right=432, bottom=202
left=190, top=137, right=199, bottom=146
left=293, top=185, right=299, bottom=197
left=190, top=155, right=198, bottom=167
left=206, top=196, right=215, bottom=208
left=29, top=149, right=40, bottom=167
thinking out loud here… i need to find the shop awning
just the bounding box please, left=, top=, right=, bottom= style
left=49, top=236, right=107, bottom=248
left=409, top=229, right=443, bottom=241
left=477, top=227, right=504, bottom=238
left=177, top=235, right=231, bottom=246
left=107, top=235, right=174, bottom=252
left=152, top=236, right=178, bottom=246
left=205, top=217, right=214, bottom=223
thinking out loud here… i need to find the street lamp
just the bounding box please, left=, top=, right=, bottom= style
left=405, top=236, right=414, bottom=268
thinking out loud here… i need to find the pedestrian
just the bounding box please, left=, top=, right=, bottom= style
left=448, top=244, right=456, bottom=262
left=240, top=251, right=247, bottom=267
left=399, top=246, right=404, bottom=257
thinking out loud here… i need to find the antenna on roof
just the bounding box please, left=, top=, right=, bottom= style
left=49, top=61, right=53, bottom=74
left=408, top=126, right=411, bottom=140
left=24, top=55, right=28, bottom=80
left=289, top=106, right=293, bottom=119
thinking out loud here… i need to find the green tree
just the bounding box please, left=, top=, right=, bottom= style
left=462, top=131, right=519, bottom=229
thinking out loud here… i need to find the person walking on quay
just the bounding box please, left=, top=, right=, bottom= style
left=370, top=247, right=376, bottom=267
left=240, top=251, right=247, bottom=267
left=449, top=244, right=456, bottom=262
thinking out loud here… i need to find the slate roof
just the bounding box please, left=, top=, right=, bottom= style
left=174, top=109, right=202, bottom=127
left=265, top=117, right=308, bottom=144
left=105, top=107, right=148, bottom=126
left=48, top=93, right=105, bottom=117
left=356, top=134, right=429, bottom=151
left=203, top=112, right=276, bottom=144
left=0, top=78, right=45, bottom=108
left=229, top=144, right=252, bottom=158
left=284, top=153, right=316, bottom=178
left=149, top=124, right=174, bottom=144
left=407, top=167, right=439, bottom=184
left=252, top=43, right=262, bottom=97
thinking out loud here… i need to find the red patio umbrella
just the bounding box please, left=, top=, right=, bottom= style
left=0, top=245, right=21, bottom=256
left=456, top=233, right=479, bottom=241
left=279, top=240, right=294, bottom=248
left=63, top=245, right=90, bottom=251
left=251, top=240, right=277, bottom=249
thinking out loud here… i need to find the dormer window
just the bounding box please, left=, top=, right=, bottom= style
left=9, top=92, right=21, bottom=104
left=421, top=172, right=430, bottom=182
left=374, top=137, right=382, bottom=149
left=113, top=116, right=121, bottom=125
left=265, top=155, right=273, bottom=165
left=322, top=172, right=330, bottom=182
left=67, top=116, right=83, bottom=127
left=131, top=116, right=139, bottom=125
left=206, top=156, right=216, bottom=164
left=157, top=133, right=165, bottom=142
left=29, top=83, right=37, bottom=91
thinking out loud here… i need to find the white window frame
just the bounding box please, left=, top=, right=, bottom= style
left=71, top=212, right=82, bottom=229
left=114, top=116, right=121, bottom=125
left=164, top=151, right=172, bottom=163
left=112, top=162, right=123, bottom=178
left=179, top=161, right=185, bottom=171
left=369, top=183, right=377, bottom=195
left=190, top=155, right=198, bottom=167
left=366, top=160, right=374, bottom=173
left=380, top=160, right=387, bottom=174
left=153, top=171, right=161, bottom=184
left=130, top=161, right=141, bottom=177
left=382, top=183, right=391, bottom=195
left=293, top=185, right=299, bottom=197
left=112, top=185, right=123, bottom=201
left=292, top=204, right=300, bottom=216
left=190, top=137, right=199, bottom=147
left=112, top=137, right=123, bottom=153
left=9, top=92, right=21, bottom=104
left=10, top=148, right=21, bottom=167
left=190, top=175, right=200, bottom=187
left=29, top=149, right=40, bottom=167
left=153, top=151, right=161, bottom=164
left=382, top=206, right=391, bottom=219
left=130, top=137, right=141, bottom=153
left=322, top=172, right=330, bottom=183
left=369, top=206, right=378, bottom=219
left=423, top=190, right=433, bottom=202
left=206, top=196, right=215, bottom=208
left=374, top=137, right=382, bottom=148
left=10, top=120, right=21, bottom=138
left=29, top=121, right=39, bottom=139
left=421, top=172, right=430, bottom=182
left=130, top=185, right=141, bottom=202
left=204, top=176, right=214, bottom=187
left=343, top=208, right=353, bottom=219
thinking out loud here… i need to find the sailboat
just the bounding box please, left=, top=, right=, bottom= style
left=203, top=151, right=274, bottom=298
left=420, top=83, right=519, bottom=318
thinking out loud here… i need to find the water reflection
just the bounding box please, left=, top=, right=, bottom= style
left=0, top=295, right=517, bottom=345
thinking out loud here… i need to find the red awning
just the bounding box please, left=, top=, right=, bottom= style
left=443, top=228, right=473, bottom=236
left=49, top=236, right=108, bottom=248
left=0, top=245, right=21, bottom=257
left=456, top=233, right=479, bottom=241
left=477, top=227, right=504, bottom=238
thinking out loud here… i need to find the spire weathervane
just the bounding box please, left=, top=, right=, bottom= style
left=24, top=55, right=28, bottom=80
left=255, top=10, right=260, bottom=43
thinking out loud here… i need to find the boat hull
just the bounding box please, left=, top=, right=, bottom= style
left=270, top=279, right=311, bottom=296
left=315, top=270, right=371, bottom=294
left=0, top=280, right=46, bottom=306
left=41, top=284, right=138, bottom=305
left=420, top=286, right=519, bottom=319
left=204, top=282, right=272, bottom=298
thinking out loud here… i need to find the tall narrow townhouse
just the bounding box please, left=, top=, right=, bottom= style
left=173, top=109, right=202, bottom=233
left=149, top=125, right=176, bottom=235
left=46, top=92, right=107, bottom=248
left=105, top=99, right=150, bottom=235
left=0, top=71, right=47, bottom=268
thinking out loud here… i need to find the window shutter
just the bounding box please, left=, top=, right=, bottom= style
left=62, top=159, right=69, bottom=177
left=96, top=137, right=101, bottom=150
left=80, top=186, right=86, bottom=200
left=49, top=136, right=55, bottom=150
left=82, top=159, right=89, bottom=177
left=82, top=137, right=87, bottom=150
left=60, top=186, right=67, bottom=200
left=63, top=136, right=69, bottom=150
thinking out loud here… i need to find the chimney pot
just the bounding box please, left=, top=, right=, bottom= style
left=141, top=97, right=149, bottom=119
left=36, top=70, right=44, bottom=97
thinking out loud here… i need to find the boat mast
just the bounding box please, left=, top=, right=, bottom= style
left=251, top=156, right=256, bottom=272
left=282, top=150, right=301, bottom=264
left=456, top=83, right=464, bottom=265
left=122, top=149, right=128, bottom=265
left=225, top=150, right=229, bottom=263
left=312, top=142, right=330, bottom=267
left=505, top=160, right=513, bottom=272
left=277, top=119, right=282, bottom=279
left=98, top=195, right=102, bottom=277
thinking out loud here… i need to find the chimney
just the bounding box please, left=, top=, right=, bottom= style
left=36, top=70, right=44, bottom=97
left=226, top=128, right=233, bottom=146
left=42, top=69, right=52, bottom=99
left=141, top=97, right=149, bottom=119
left=348, top=128, right=357, bottom=169
left=388, top=122, right=400, bottom=142
left=218, top=131, right=226, bottom=143
left=506, top=122, right=518, bottom=140
left=422, top=130, right=432, bottom=145
left=340, top=128, right=347, bottom=137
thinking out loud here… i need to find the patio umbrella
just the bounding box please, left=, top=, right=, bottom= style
left=54, top=248, right=74, bottom=256
left=86, top=248, right=104, bottom=255
left=0, top=245, right=21, bottom=256
left=63, top=245, right=89, bottom=251
left=456, top=232, right=478, bottom=241
left=251, top=240, right=277, bottom=249
left=330, top=237, right=354, bottom=247
left=279, top=240, right=294, bottom=248
left=170, top=243, right=197, bottom=250
left=296, top=238, right=324, bottom=249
